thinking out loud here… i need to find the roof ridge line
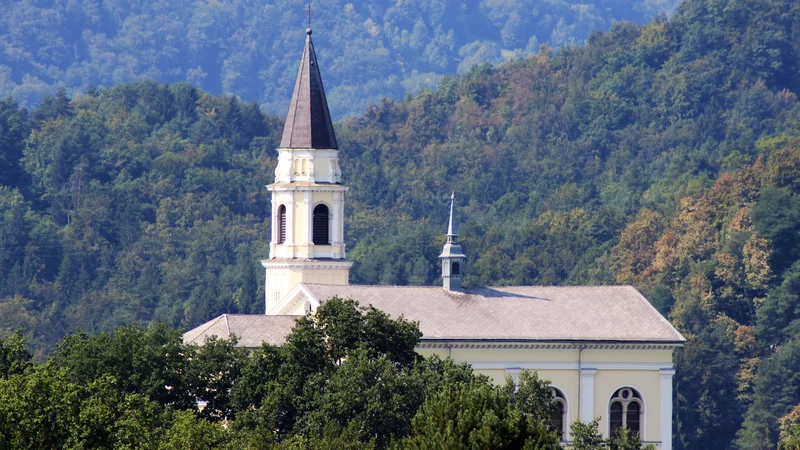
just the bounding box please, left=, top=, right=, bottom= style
left=185, top=315, right=225, bottom=345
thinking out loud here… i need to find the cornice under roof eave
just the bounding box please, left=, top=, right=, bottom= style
left=417, top=339, right=684, bottom=350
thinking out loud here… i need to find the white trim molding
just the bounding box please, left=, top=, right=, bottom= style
left=261, top=259, right=354, bottom=271
left=266, top=282, right=320, bottom=316
left=506, top=368, right=522, bottom=385
left=660, top=368, right=675, bottom=450
left=469, top=361, right=675, bottom=371
left=550, top=382, right=571, bottom=442
left=268, top=184, right=349, bottom=193
left=416, top=341, right=682, bottom=351
left=580, top=368, right=597, bottom=423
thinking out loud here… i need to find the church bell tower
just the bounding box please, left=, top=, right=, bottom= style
left=262, top=27, right=352, bottom=314
left=440, top=193, right=466, bottom=291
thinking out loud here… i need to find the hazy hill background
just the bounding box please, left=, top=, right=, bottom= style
left=0, top=0, right=679, bottom=118
left=2, top=0, right=800, bottom=447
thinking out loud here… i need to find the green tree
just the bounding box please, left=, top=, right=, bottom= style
left=571, top=419, right=605, bottom=450
left=160, top=410, right=229, bottom=450
left=186, top=335, right=246, bottom=422
left=49, top=323, right=194, bottom=409
left=738, top=339, right=800, bottom=450
left=402, top=382, right=561, bottom=449
left=0, top=329, right=31, bottom=379
left=0, top=98, right=29, bottom=187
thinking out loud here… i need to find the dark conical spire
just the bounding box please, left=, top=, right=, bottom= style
left=280, top=29, right=338, bottom=149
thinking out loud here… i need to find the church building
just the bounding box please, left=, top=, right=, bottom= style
left=184, top=26, right=685, bottom=449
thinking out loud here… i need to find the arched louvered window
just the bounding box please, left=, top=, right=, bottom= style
left=550, top=388, right=567, bottom=441
left=313, top=204, right=330, bottom=245
left=277, top=205, right=286, bottom=244
left=609, top=387, right=643, bottom=439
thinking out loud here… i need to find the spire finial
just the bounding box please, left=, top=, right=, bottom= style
left=306, top=3, right=312, bottom=35
left=447, top=192, right=457, bottom=241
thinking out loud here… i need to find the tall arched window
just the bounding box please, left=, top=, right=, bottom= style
left=550, top=388, right=567, bottom=441
left=452, top=262, right=460, bottom=275
left=313, top=204, right=330, bottom=245
left=277, top=205, right=286, bottom=244
left=609, top=387, right=643, bottom=438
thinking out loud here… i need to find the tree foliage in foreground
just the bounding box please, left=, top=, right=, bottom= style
left=0, top=298, right=571, bottom=449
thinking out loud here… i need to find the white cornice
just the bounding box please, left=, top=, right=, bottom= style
left=267, top=184, right=348, bottom=193
left=261, top=259, right=354, bottom=270
left=469, top=361, right=675, bottom=371
left=416, top=341, right=681, bottom=350
left=277, top=148, right=339, bottom=157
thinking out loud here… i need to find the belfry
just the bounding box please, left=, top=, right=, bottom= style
left=262, top=27, right=352, bottom=314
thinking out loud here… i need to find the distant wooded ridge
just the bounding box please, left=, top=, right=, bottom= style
left=0, top=0, right=679, bottom=118
left=1, top=0, right=800, bottom=448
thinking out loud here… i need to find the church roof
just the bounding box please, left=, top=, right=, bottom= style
left=183, top=314, right=297, bottom=348
left=280, top=30, right=338, bottom=149
left=183, top=285, right=684, bottom=347
left=303, top=284, right=684, bottom=343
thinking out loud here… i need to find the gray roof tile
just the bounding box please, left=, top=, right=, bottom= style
left=183, top=314, right=298, bottom=347
left=303, top=284, right=684, bottom=343
left=184, top=285, right=684, bottom=347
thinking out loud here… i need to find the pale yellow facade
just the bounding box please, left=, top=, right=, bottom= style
left=417, top=344, right=675, bottom=445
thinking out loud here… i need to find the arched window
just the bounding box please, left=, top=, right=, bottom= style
left=609, top=387, right=643, bottom=438
left=313, top=204, right=330, bottom=245
left=550, top=388, right=567, bottom=441
left=452, top=262, right=460, bottom=275
left=277, top=205, right=286, bottom=244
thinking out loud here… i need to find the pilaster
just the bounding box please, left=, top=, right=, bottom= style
left=332, top=191, right=345, bottom=258
left=270, top=196, right=278, bottom=249
left=660, top=368, right=675, bottom=450
left=304, top=191, right=313, bottom=258
left=580, top=368, right=597, bottom=423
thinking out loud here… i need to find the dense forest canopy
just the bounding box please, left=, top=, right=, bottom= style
left=1, top=0, right=800, bottom=447
left=0, top=0, right=680, bottom=118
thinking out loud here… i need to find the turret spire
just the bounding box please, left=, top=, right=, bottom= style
left=439, top=193, right=466, bottom=291
left=280, top=25, right=338, bottom=149
left=447, top=191, right=457, bottom=241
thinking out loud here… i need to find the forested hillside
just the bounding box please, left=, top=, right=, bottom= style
left=0, top=0, right=679, bottom=118
left=2, top=0, right=800, bottom=447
